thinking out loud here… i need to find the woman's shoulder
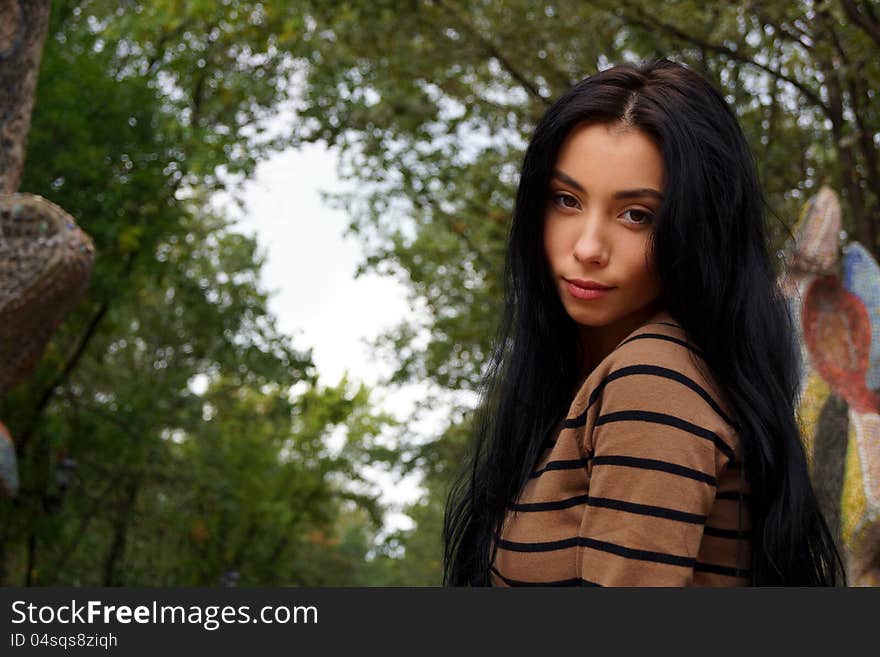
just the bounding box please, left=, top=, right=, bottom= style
left=582, top=309, right=708, bottom=387
left=567, top=310, right=740, bottom=459
left=603, top=311, right=712, bottom=386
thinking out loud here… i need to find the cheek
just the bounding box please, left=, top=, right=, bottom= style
left=638, top=250, right=655, bottom=278
left=542, top=221, right=562, bottom=266
left=543, top=214, right=581, bottom=255
left=626, top=239, right=658, bottom=284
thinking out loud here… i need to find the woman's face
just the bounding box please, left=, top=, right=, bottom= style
left=543, top=122, right=664, bottom=352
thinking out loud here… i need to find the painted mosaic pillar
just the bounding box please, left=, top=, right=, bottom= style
left=779, top=185, right=880, bottom=586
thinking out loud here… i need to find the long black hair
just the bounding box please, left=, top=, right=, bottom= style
left=442, top=58, right=846, bottom=586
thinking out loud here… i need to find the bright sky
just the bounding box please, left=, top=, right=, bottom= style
left=218, top=141, right=452, bottom=538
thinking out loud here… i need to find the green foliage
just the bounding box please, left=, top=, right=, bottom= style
left=0, top=0, right=399, bottom=586
left=368, top=413, right=476, bottom=586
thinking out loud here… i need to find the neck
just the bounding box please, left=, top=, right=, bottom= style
left=577, top=301, right=664, bottom=380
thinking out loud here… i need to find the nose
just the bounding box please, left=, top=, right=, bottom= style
left=572, top=211, right=609, bottom=266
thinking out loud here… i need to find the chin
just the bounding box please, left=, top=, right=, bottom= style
left=564, top=306, right=615, bottom=327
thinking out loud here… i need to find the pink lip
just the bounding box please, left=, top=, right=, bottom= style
left=564, top=278, right=615, bottom=300
left=566, top=278, right=614, bottom=290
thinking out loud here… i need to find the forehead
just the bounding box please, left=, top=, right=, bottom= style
left=553, top=122, right=665, bottom=191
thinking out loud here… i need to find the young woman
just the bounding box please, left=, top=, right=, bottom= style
left=442, top=58, right=846, bottom=586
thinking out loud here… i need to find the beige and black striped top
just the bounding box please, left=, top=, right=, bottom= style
left=490, top=308, right=751, bottom=586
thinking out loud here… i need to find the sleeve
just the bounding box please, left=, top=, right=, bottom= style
left=577, top=353, right=733, bottom=586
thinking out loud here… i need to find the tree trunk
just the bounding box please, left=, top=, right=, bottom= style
left=101, top=477, right=141, bottom=586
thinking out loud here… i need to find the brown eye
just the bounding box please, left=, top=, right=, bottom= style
left=551, top=192, right=580, bottom=210
left=621, top=209, right=655, bottom=225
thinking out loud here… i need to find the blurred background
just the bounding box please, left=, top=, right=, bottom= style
left=1, top=0, right=879, bottom=586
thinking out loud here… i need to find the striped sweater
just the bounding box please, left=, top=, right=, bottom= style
left=490, top=309, right=752, bottom=586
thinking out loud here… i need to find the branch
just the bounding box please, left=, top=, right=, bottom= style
left=823, top=6, right=851, bottom=66
left=101, top=474, right=142, bottom=585
left=46, top=456, right=134, bottom=579
left=15, top=249, right=136, bottom=458
left=845, top=74, right=880, bottom=230
left=762, top=76, right=780, bottom=165
left=841, top=0, right=880, bottom=49
left=15, top=152, right=194, bottom=457
left=813, top=5, right=872, bottom=249
left=433, top=0, right=552, bottom=106
left=606, top=0, right=830, bottom=118
left=437, top=205, right=497, bottom=275
left=748, top=4, right=815, bottom=52
left=146, top=19, right=192, bottom=75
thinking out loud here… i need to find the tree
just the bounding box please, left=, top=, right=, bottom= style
left=0, top=0, right=400, bottom=586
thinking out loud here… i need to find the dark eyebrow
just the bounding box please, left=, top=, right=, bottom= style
left=552, top=169, right=664, bottom=201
